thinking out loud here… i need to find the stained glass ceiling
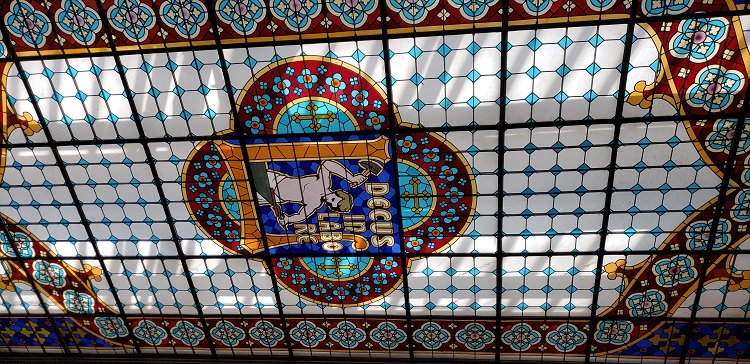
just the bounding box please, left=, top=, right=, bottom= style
left=0, top=0, right=750, bottom=362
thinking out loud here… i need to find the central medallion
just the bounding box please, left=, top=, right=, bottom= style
left=183, top=56, right=476, bottom=306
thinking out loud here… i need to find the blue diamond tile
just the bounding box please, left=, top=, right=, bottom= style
left=527, top=38, right=542, bottom=51
left=409, top=45, right=423, bottom=58
left=558, top=36, right=573, bottom=49
left=588, top=34, right=604, bottom=47
left=525, top=93, right=539, bottom=105
left=438, top=72, right=452, bottom=84
left=467, top=41, right=481, bottom=55
left=467, top=69, right=481, bottom=82
left=526, top=66, right=541, bottom=79
left=437, top=44, right=452, bottom=57
left=586, top=62, right=601, bottom=75
left=352, top=50, right=365, bottom=62
left=410, top=73, right=424, bottom=85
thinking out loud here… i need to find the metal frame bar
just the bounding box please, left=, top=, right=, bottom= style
left=0, top=1, right=749, bottom=361
left=582, top=0, right=640, bottom=361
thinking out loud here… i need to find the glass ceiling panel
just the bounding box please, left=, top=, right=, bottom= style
left=1, top=0, right=750, bottom=361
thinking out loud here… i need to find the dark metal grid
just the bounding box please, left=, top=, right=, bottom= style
left=84, top=0, right=222, bottom=356
left=0, top=2, right=748, bottom=362
left=203, top=0, right=294, bottom=357
left=581, top=0, right=639, bottom=360
left=2, top=112, right=749, bottom=149
left=378, top=0, right=416, bottom=359
left=0, top=14, right=138, bottom=355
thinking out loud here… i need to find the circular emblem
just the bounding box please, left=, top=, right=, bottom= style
left=184, top=56, right=476, bottom=306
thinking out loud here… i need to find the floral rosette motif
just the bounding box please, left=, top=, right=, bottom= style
left=685, top=65, right=745, bottom=113
left=669, top=18, right=729, bottom=63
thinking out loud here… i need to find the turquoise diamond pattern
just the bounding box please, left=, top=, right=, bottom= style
left=502, top=256, right=595, bottom=315
left=505, top=26, right=632, bottom=123
left=609, top=120, right=722, bottom=252
left=409, top=257, right=496, bottom=315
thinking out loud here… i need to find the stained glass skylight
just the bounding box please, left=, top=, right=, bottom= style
left=0, top=0, right=750, bottom=362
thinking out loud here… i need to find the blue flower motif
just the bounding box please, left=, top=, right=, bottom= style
left=325, top=73, right=347, bottom=93
left=291, top=273, right=306, bottom=285
left=355, top=282, right=370, bottom=295
left=501, top=323, right=541, bottom=351
left=652, top=255, right=698, bottom=287
left=310, top=282, right=326, bottom=296
left=0, top=233, right=33, bottom=258
left=388, top=0, right=438, bottom=23
left=371, top=322, right=406, bottom=349
left=366, top=112, right=385, bottom=130
left=171, top=320, right=205, bottom=346
left=271, top=0, right=321, bottom=31
left=95, top=317, right=128, bottom=338
left=372, top=272, right=388, bottom=285
left=330, top=321, right=366, bottom=348
left=196, top=193, right=213, bottom=208
left=193, top=172, right=212, bottom=187
left=253, top=94, right=272, bottom=110
left=441, top=208, right=459, bottom=223
left=332, top=286, right=349, bottom=300
left=686, top=219, right=731, bottom=250
left=297, top=69, right=318, bottom=89
left=669, top=18, right=728, bottom=63
left=414, top=322, right=450, bottom=349
left=159, top=0, right=208, bottom=39
left=546, top=324, right=586, bottom=352
left=351, top=90, right=369, bottom=107
left=108, top=0, right=156, bottom=42
left=406, top=237, right=425, bottom=251
left=686, top=65, right=745, bottom=112
left=204, top=154, right=221, bottom=169
left=440, top=165, right=458, bottom=181
left=705, top=119, right=750, bottom=154
left=456, top=323, right=494, bottom=351
left=380, top=257, right=398, bottom=270
left=215, top=0, right=266, bottom=35
left=594, top=320, right=633, bottom=345
left=63, top=290, right=94, bottom=314
left=245, top=116, right=265, bottom=134
left=249, top=321, right=284, bottom=347
left=206, top=213, right=223, bottom=228
left=32, top=261, right=66, bottom=288
left=626, top=289, right=668, bottom=317
left=428, top=226, right=444, bottom=240
left=397, top=136, right=417, bottom=153
left=6, top=0, right=52, bottom=47
left=55, top=0, right=102, bottom=46
left=211, top=320, right=245, bottom=347
left=291, top=321, right=326, bottom=347
left=134, top=320, right=167, bottom=345
left=422, top=147, right=441, bottom=163
left=272, top=76, right=292, bottom=95
left=276, top=258, right=293, bottom=270
left=224, top=229, right=240, bottom=243
left=446, top=187, right=465, bottom=203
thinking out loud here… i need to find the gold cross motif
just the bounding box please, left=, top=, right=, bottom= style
left=401, top=177, right=430, bottom=214
left=291, top=103, right=336, bottom=124
left=317, top=257, right=357, bottom=277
